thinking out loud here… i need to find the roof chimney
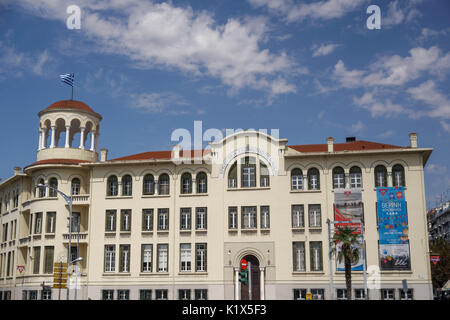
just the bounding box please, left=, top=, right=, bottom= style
left=409, top=132, right=418, bottom=148
left=100, top=148, right=108, bottom=162
left=14, top=167, right=21, bottom=175
left=327, top=137, right=334, bottom=152
left=346, top=137, right=356, bottom=142
left=172, top=144, right=181, bottom=160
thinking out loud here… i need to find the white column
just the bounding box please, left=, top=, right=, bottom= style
left=387, top=172, right=393, bottom=187
left=234, top=267, right=240, bottom=300
left=95, top=133, right=100, bottom=152
left=303, top=175, right=308, bottom=190
left=192, top=179, right=196, bottom=194
left=345, top=173, right=350, bottom=189
left=38, top=129, right=43, bottom=150
left=260, top=267, right=265, bottom=300
left=155, top=180, right=159, bottom=195
left=79, top=127, right=85, bottom=149
left=90, top=131, right=96, bottom=151
left=118, top=182, right=122, bottom=196
left=65, top=125, right=71, bottom=148
left=50, top=126, right=56, bottom=148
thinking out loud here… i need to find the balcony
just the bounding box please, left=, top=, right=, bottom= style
left=19, top=236, right=31, bottom=247
left=63, top=232, right=88, bottom=243
left=71, top=195, right=90, bottom=206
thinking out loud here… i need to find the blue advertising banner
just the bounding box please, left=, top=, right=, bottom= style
left=376, top=187, right=411, bottom=270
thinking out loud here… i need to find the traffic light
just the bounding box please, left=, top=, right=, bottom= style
left=239, top=269, right=248, bottom=285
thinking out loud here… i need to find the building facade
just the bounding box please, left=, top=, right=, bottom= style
left=0, top=100, right=434, bottom=300
left=428, top=201, right=450, bottom=243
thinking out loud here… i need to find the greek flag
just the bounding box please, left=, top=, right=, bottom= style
left=60, top=73, right=74, bottom=87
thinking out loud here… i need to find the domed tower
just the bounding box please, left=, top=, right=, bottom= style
left=37, top=100, right=102, bottom=162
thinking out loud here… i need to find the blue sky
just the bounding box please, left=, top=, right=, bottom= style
left=0, top=0, right=449, bottom=208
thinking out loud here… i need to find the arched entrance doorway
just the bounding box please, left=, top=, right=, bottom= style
left=240, top=255, right=260, bottom=300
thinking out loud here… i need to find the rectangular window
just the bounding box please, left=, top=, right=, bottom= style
left=35, top=212, right=42, bottom=234
left=311, top=289, right=325, bottom=300
left=399, top=289, right=413, bottom=300
left=104, top=245, right=116, bottom=272
left=333, top=173, right=345, bottom=189
left=293, top=289, right=307, bottom=300
left=33, top=247, right=41, bottom=274
left=158, top=209, right=169, bottom=231
left=102, top=290, right=114, bottom=300
left=242, top=163, right=256, bottom=188
left=260, top=206, right=270, bottom=229
left=350, top=173, right=362, bottom=188
left=120, top=209, right=131, bottom=232
left=46, top=212, right=56, bottom=233
left=141, top=244, right=152, bottom=272
left=140, top=290, right=152, bottom=300
left=381, top=289, right=395, bottom=300
left=196, top=207, right=207, bottom=230
left=28, top=290, right=38, bottom=300
left=71, top=212, right=80, bottom=233
left=228, top=207, right=238, bottom=230
left=142, top=209, right=153, bottom=231
left=194, top=289, right=208, bottom=300
left=308, top=205, right=321, bottom=227
left=157, top=244, right=168, bottom=272
left=337, top=289, right=347, bottom=300
left=42, top=289, right=52, bottom=300
left=195, top=243, right=207, bottom=272
left=179, top=289, right=191, bottom=300
left=292, top=205, right=304, bottom=228
left=117, top=290, right=130, bottom=300
left=180, top=243, right=191, bottom=272
left=155, top=289, right=168, bottom=300
left=180, top=208, right=191, bottom=230
left=119, top=245, right=130, bottom=273
left=310, top=241, right=323, bottom=271
left=354, top=289, right=366, bottom=300
left=293, top=242, right=305, bottom=272
left=105, top=210, right=116, bottom=232
left=44, top=246, right=54, bottom=274
left=241, top=206, right=257, bottom=229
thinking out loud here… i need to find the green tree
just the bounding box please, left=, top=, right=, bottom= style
left=332, top=226, right=361, bottom=300
left=430, top=239, right=450, bottom=290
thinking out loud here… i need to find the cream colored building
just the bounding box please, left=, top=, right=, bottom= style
left=0, top=100, right=433, bottom=300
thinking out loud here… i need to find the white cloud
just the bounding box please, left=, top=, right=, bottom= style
left=248, top=0, right=365, bottom=23
left=352, top=92, right=408, bottom=118
left=377, top=130, right=395, bottom=139
left=408, top=80, right=450, bottom=120
left=311, top=43, right=340, bottom=57
left=131, top=92, right=191, bottom=114
left=12, top=0, right=297, bottom=97
left=383, top=0, right=423, bottom=28
left=426, top=164, right=448, bottom=175
left=349, top=120, right=365, bottom=134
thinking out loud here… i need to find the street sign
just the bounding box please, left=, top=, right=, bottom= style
left=54, top=262, right=68, bottom=268
left=306, top=293, right=313, bottom=300
left=53, top=283, right=67, bottom=289
left=240, top=259, right=248, bottom=270
left=430, top=255, right=440, bottom=265
left=17, top=265, right=25, bottom=273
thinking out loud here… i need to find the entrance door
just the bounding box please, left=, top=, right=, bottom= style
left=240, top=255, right=260, bottom=300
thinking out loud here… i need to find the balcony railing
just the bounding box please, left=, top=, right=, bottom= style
left=72, top=194, right=90, bottom=205
left=63, top=232, right=88, bottom=242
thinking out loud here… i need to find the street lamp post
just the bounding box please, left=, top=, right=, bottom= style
left=36, top=183, right=75, bottom=300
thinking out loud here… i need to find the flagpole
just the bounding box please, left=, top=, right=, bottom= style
left=72, top=74, right=74, bottom=100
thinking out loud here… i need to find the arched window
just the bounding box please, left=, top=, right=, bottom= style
left=228, top=162, right=237, bottom=188
left=349, top=166, right=362, bottom=188
left=307, top=168, right=320, bottom=190
left=143, top=174, right=155, bottom=195
left=181, top=173, right=192, bottom=194
left=260, top=162, right=270, bottom=187
left=291, top=169, right=303, bottom=190
left=241, top=156, right=256, bottom=188
left=122, top=175, right=133, bottom=196
left=159, top=174, right=170, bottom=195
left=38, top=179, right=45, bottom=198
left=332, top=167, right=345, bottom=189
left=374, top=165, right=387, bottom=188
left=392, top=164, right=405, bottom=187
left=197, top=172, right=207, bottom=193
left=107, top=175, right=118, bottom=196
left=49, top=178, right=58, bottom=197
left=71, top=178, right=81, bottom=195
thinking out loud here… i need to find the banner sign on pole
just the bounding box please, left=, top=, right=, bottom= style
left=334, top=189, right=365, bottom=271
left=376, top=187, right=411, bottom=270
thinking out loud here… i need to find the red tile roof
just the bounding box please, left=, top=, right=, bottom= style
left=109, top=140, right=406, bottom=162
left=289, top=140, right=405, bottom=153
left=41, top=100, right=102, bottom=119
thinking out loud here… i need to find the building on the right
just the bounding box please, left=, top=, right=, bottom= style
left=428, top=201, right=450, bottom=243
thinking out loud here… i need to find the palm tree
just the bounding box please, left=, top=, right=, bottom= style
left=332, top=225, right=361, bottom=300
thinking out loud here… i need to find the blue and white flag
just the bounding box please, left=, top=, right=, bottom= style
left=60, top=73, right=74, bottom=87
